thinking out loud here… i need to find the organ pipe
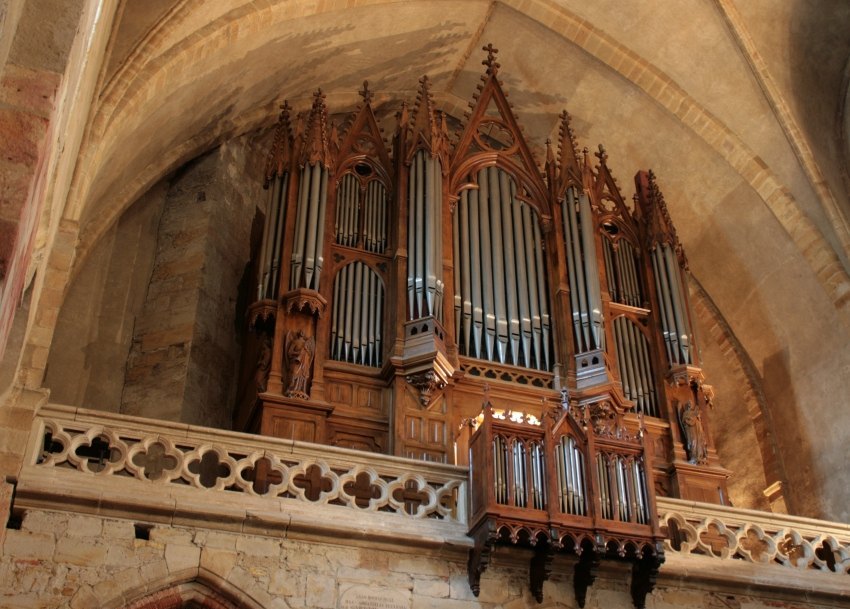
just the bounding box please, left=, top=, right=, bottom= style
left=330, top=262, right=383, bottom=367
left=652, top=244, right=693, bottom=366
left=408, top=150, right=443, bottom=320
left=561, top=188, right=605, bottom=354
left=291, top=163, right=329, bottom=290
left=258, top=171, right=289, bottom=300
left=453, top=167, right=552, bottom=370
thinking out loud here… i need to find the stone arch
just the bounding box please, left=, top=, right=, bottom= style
left=103, top=571, right=274, bottom=609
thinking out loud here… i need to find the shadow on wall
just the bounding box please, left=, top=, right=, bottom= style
left=761, top=347, right=820, bottom=518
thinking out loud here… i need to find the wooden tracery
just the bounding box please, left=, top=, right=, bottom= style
left=235, top=45, right=731, bottom=606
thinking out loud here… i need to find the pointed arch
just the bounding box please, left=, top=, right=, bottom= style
left=104, top=571, right=270, bottom=609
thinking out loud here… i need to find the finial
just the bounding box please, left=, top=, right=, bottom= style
left=596, top=143, right=608, bottom=165
left=312, top=88, right=326, bottom=106
left=359, top=80, right=373, bottom=105
left=545, top=138, right=554, bottom=164
left=279, top=100, right=291, bottom=120
left=482, top=43, right=500, bottom=74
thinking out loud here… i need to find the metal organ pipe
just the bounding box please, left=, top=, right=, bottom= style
left=407, top=151, right=443, bottom=320
left=453, top=167, right=552, bottom=370
left=578, top=192, right=604, bottom=350
left=664, top=244, right=693, bottom=365
left=562, top=189, right=589, bottom=351
left=290, top=163, right=329, bottom=290
left=330, top=262, right=384, bottom=367
left=258, top=172, right=289, bottom=300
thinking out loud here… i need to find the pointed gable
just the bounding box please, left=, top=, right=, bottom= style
left=264, top=101, right=293, bottom=187
left=635, top=170, right=688, bottom=268
left=336, top=80, right=392, bottom=179
left=299, top=88, right=334, bottom=169
left=449, top=45, right=548, bottom=209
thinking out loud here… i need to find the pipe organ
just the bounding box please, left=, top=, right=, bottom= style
left=234, top=46, right=730, bottom=607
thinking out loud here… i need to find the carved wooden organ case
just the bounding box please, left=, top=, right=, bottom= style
left=235, top=47, right=730, bottom=605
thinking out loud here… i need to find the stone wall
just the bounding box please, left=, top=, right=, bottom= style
left=0, top=508, right=843, bottom=609
left=121, top=135, right=264, bottom=428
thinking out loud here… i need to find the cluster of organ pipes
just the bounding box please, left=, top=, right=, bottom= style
left=596, top=453, right=651, bottom=525
left=556, top=435, right=587, bottom=516
left=561, top=188, right=605, bottom=353
left=257, top=171, right=289, bottom=300
left=612, top=317, right=659, bottom=417
left=408, top=150, right=444, bottom=320
left=334, top=173, right=388, bottom=253
left=453, top=167, right=552, bottom=370
left=602, top=237, right=644, bottom=307
left=330, top=261, right=384, bottom=367
left=652, top=243, right=694, bottom=366
left=290, top=163, right=329, bottom=291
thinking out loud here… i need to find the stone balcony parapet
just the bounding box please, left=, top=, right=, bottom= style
left=15, top=403, right=470, bottom=551
left=11, top=403, right=850, bottom=601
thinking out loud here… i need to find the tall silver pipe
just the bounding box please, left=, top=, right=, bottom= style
left=626, top=320, right=647, bottom=411
left=431, top=157, right=444, bottom=320
left=425, top=156, right=437, bottom=316
left=268, top=173, right=289, bottom=299
left=614, top=318, right=632, bottom=400
left=487, top=168, right=508, bottom=363
left=653, top=248, right=680, bottom=363
left=469, top=188, right=483, bottom=357
left=303, top=163, right=322, bottom=288
left=662, top=245, right=688, bottom=364
left=478, top=169, right=496, bottom=361
left=514, top=183, right=532, bottom=367
left=578, top=192, right=604, bottom=350
left=521, top=203, right=542, bottom=367
left=650, top=249, right=675, bottom=364
left=408, top=157, right=418, bottom=317
left=665, top=245, right=693, bottom=364
left=532, top=216, right=551, bottom=370
left=564, top=189, right=590, bottom=350
left=291, top=164, right=311, bottom=288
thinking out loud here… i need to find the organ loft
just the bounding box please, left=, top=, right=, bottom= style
left=233, top=47, right=729, bottom=605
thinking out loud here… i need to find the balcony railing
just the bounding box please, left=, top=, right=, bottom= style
left=12, top=403, right=850, bottom=598
left=16, top=403, right=469, bottom=547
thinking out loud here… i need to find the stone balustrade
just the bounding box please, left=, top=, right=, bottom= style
left=657, top=496, right=850, bottom=576
left=16, top=404, right=470, bottom=548
left=14, top=403, right=850, bottom=595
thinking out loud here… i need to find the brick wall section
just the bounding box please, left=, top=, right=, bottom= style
left=122, top=138, right=261, bottom=427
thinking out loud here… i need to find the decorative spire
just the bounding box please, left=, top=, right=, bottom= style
left=595, top=144, right=608, bottom=167
left=264, top=101, right=293, bottom=187
left=482, top=43, right=500, bottom=75
left=637, top=170, right=688, bottom=269
left=301, top=88, right=333, bottom=167
left=359, top=80, right=373, bottom=105
left=407, top=74, right=447, bottom=158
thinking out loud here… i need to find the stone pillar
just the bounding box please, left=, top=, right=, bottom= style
left=122, top=139, right=262, bottom=428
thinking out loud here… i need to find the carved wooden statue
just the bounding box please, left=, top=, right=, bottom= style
left=285, top=330, right=314, bottom=399
left=678, top=400, right=708, bottom=464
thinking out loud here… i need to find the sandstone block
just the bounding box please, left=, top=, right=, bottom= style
left=164, top=542, right=201, bottom=573
left=54, top=537, right=107, bottom=566
left=413, top=577, right=450, bottom=599
left=200, top=547, right=237, bottom=579
left=306, top=572, right=337, bottom=609
left=390, top=555, right=450, bottom=578
left=235, top=534, right=280, bottom=558
left=3, top=530, right=55, bottom=560
left=64, top=514, right=103, bottom=537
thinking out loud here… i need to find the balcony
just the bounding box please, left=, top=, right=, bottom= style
left=11, top=404, right=850, bottom=603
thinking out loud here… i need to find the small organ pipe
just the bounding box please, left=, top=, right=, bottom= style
left=602, top=238, right=617, bottom=304
left=635, top=324, right=658, bottom=416
left=626, top=320, right=646, bottom=410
